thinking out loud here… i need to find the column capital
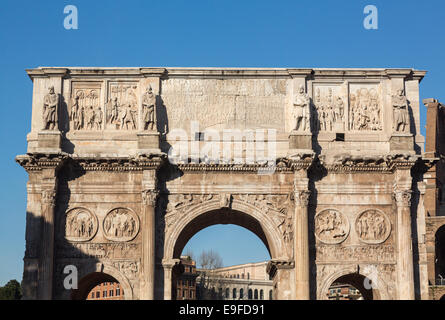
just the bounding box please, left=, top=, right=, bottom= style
left=41, top=188, right=56, bottom=207
left=294, top=189, right=310, bottom=207
left=142, top=189, right=159, bottom=206
left=393, top=189, right=412, bottom=207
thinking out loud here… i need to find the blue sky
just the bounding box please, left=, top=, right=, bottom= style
left=0, top=0, right=444, bottom=285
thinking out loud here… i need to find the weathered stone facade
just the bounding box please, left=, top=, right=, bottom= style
left=16, top=67, right=435, bottom=300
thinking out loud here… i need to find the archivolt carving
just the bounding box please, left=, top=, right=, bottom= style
left=355, top=209, right=391, bottom=244
left=103, top=208, right=140, bottom=242
left=315, top=209, right=349, bottom=244
left=163, top=195, right=289, bottom=260
left=317, top=264, right=392, bottom=300
left=64, top=207, right=98, bottom=242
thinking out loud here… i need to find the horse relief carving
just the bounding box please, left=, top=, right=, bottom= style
left=315, top=209, right=350, bottom=244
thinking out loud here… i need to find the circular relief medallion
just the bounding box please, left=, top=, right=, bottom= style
left=64, top=208, right=98, bottom=242
left=103, top=208, right=140, bottom=242
left=315, top=209, right=350, bottom=244
left=355, top=209, right=391, bottom=244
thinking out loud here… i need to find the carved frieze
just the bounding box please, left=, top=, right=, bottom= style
left=64, top=208, right=98, bottom=242
left=55, top=242, right=141, bottom=259
left=355, top=209, right=391, bottom=244
left=349, top=84, right=382, bottom=131
left=315, top=209, right=350, bottom=244
left=69, top=84, right=103, bottom=131
left=316, top=244, right=395, bottom=262
left=112, top=260, right=140, bottom=279
left=106, top=83, right=139, bottom=130
left=103, top=208, right=140, bottom=242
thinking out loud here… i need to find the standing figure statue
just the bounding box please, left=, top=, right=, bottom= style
left=142, top=86, right=156, bottom=130
left=42, top=86, right=59, bottom=130
left=392, top=89, right=409, bottom=132
left=293, top=85, right=310, bottom=131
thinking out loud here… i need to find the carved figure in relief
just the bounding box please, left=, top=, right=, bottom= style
left=356, top=210, right=390, bottom=243
left=103, top=209, right=138, bottom=241
left=142, top=86, right=156, bottom=131
left=69, top=89, right=102, bottom=130
left=107, top=85, right=138, bottom=130
left=349, top=87, right=382, bottom=131
left=42, top=86, right=58, bottom=130
left=70, top=95, right=82, bottom=130
left=315, top=209, right=349, bottom=244
left=392, top=89, right=409, bottom=132
left=293, top=85, right=310, bottom=131
left=65, top=210, right=95, bottom=240
left=312, top=87, right=344, bottom=131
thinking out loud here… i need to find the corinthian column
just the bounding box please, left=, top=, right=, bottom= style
left=141, top=189, right=158, bottom=300
left=394, top=188, right=415, bottom=300
left=39, top=187, right=56, bottom=300
left=294, top=189, right=310, bottom=300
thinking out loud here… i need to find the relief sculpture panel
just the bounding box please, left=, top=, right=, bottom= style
left=355, top=209, right=391, bottom=244
left=106, top=83, right=139, bottom=130
left=63, top=207, right=98, bottom=242
left=349, top=84, right=382, bottom=131
left=69, top=83, right=103, bottom=131
left=315, top=209, right=350, bottom=244
left=312, top=84, right=346, bottom=132
left=103, top=208, right=140, bottom=242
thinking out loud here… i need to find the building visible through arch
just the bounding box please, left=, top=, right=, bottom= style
left=15, top=66, right=445, bottom=300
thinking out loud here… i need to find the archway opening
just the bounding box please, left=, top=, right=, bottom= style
left=171, top=209, right=274, bottom=300
left=71, top=272, right=123, bottom=300
left=327, top=274, right=373, bottom=300
left=435, top=225, right=445, bottom=284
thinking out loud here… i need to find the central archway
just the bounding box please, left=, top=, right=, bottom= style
left=162, top=199, right=290, bottom=299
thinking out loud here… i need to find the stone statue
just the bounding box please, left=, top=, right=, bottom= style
left=70, top=95, right=82, bottom=130
left=42, top=86, right=58, bottom=130
left=392, top=89, right=409, bottom=132
left=142, top=86, right=156, bottom=130
left=293, top=85, right=310, bottom=131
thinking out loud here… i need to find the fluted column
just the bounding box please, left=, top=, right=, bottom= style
left=141, top=189, right=158, bottom=300
left=38, top=186, right=56, bottom=300
left=394, top=188, right=415, bottom=300
left=294, top=189, right=310, bottom=300
left=162, top=259, right=178, bottom=300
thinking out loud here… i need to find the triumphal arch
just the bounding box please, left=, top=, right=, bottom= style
left=16, top=67, right=432, bottom=300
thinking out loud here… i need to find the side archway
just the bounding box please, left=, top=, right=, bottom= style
left=318, top=266, right=390, bottom=300
left=70, top=264, right=133, bottom=300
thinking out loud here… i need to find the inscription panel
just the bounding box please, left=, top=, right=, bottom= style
left=161, top=78, right=287, bottom=131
